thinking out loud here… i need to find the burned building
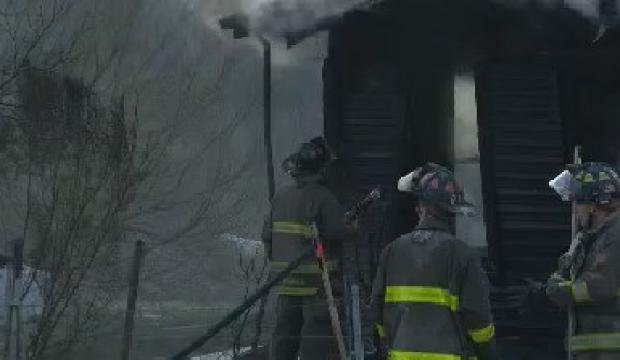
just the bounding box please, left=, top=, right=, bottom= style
left=222, top=0, right=620, bottom=358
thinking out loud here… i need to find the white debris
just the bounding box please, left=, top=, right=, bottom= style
left=191, top=347, right=252, bottom=360
left=219, top=233, right=264, bottom=258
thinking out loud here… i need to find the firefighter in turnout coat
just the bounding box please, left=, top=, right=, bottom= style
left=262, top=137, right=347, bottom=360
left=545, top=162, right=620, bottom=359
left=371, top=163, right=497, bottom=360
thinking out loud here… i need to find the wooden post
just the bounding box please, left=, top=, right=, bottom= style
left=351, top=285, right=363, bottom=360
left=121, top=240, right=145, bottom=360
left=252, top=36, right=273, bottom=354
left=567, top=146, right=582, bottom=360
left=260, top=36, right=274, bottom=200
left=3, top=271, right=13, bottom=360
left=4, top=239, right=24, bottom=360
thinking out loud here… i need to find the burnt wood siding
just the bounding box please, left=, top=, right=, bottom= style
left=476, top=64, right=570, bottom=354
left=324, top=38, right=406, bottom=345
left=477, top=64, right=570, bottom=283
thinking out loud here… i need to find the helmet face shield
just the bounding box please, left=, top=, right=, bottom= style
left=397, top=172, right=416, bottom=193
left=549, top=162, right=620, bottom=204
left=282, top=154, right=297, bottom=176
left=549, top=170, right=579, bottom=202
left=450, top=189, right=477, bottom=217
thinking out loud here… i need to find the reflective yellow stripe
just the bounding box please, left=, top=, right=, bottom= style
left=468, top=324, right=495, bottom=343
left=571, top=333, right=620, bottom=351
left=272, top=221, right=314, bottom=238
left=562, top=280, right=620, bottom=303
left=384, top=286, right=459, bottom=311
left=376, top=324, right=386, bottom=338
left=387, top=350, right=461, bottom=360
left=276, top=286, right=318, bottom=296
left=571, top=281, right=592, bottom=303
left=271, top=261, right=339, bottom=274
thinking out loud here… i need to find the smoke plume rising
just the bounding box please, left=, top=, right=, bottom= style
left=239, top=0, right=372, bottom=37
left=229, top=0, right=620, bottom=41
left=564, top=0, right=602, bottom=19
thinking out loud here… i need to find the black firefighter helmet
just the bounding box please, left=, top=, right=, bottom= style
left=282, top=137, right=333, bottom=177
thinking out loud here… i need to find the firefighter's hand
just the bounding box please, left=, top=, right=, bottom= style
left=545, top=274, right=573, bottom=308
left=474, top=341, right=498, bottom=360
left=263, top=243, right=272, bottom=261
left=518, top=278, right=556, bottom=318
left=346, top=218, right=359, bottom=231
left=524, top=278, right=544, bottom=292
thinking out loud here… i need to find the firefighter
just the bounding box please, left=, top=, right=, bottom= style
left=262, top=136, right=347, bottom=360
left=544, top=162, right=620, bottom=359
left=370, top=163, right=496, bottom=360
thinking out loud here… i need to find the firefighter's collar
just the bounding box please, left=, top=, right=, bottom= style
left=591, top=208, right=620, bottom=235
left=294, top=174, right=323, bottom=187
left=415, top=215, right=453, bottom=233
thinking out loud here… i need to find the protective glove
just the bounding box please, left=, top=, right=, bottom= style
left=545, top=273, right=573, bottom=308
left=524, top=278, right=545, bottom=295
left=346, top=218, right=360, bottom=232
left=519, top=278, right=553, bottom=317
left=473, top=340, right=498, bottom=360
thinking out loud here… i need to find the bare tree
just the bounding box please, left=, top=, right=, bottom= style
left=3, top=70, right=136, bottom=359
left=228, top=242, right=269, bottom=359
left=1, top=70, right=254, bottom=360
left=0, top=0, right=89, bottom=109
left=0, top=1, right=264, bottom=359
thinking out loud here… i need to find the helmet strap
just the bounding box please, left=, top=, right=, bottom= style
left=588, top=203, right=618, bottom=231
left=417, top=201, right=451, bottom=221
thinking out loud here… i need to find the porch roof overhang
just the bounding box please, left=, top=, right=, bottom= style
left=219, top=0, right=620, bottom=49
left=218, top=0, right=379, bottom=47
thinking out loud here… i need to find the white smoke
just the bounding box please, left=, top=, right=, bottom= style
left=515, top=0, right=618, bottom=22
left=209, top=0, right=620, bottom=36
left=564, top=0, right=602, bottom=19
left=200, top=0, right=620, bottom=65
left=239, top=0, right=370, bottom=36
left=493, top=0, right=559, bottom=9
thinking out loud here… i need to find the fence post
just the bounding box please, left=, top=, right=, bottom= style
left=121, top=240, right=145, bottom=360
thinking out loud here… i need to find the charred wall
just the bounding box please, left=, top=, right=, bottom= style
left=554, top=46, right=620, bottom=167
left=325, top=5, right=457, bottom=234
left=321, top=1, right=620, bottom=358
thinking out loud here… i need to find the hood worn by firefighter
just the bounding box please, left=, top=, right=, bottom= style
left=546, top=162, right=620, bottom=360
left=371, top=163, right=497, bottom=360
left=262, top=137, right=347, bottom=360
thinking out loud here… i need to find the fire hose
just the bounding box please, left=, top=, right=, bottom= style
left=311, top=223, right=348, bottom=360
left=170, top=246, right=315, bottom=360
left=170, top=187, right=380, bottom=359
